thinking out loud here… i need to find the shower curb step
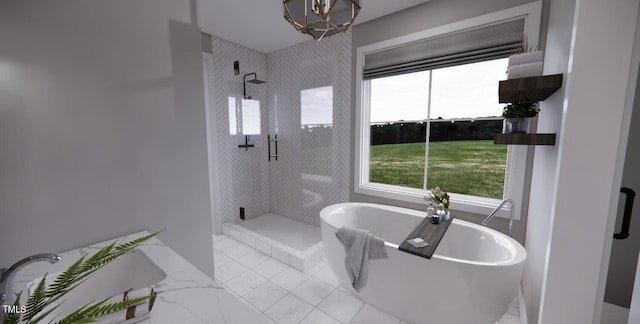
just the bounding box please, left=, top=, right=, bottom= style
left=222, top=222, right=323, bottom=273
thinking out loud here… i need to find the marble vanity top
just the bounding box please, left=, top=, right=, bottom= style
left=12, top=231, right=265, bottom=323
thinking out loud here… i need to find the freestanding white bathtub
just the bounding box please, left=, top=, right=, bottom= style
left=320, top=202, right=526, bottom=324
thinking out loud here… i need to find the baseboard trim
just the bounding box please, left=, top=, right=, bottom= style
left=519, top=284, right=528, bottom=324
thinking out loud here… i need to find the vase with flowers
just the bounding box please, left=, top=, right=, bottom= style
left=424, top=186, right=450, bottom=221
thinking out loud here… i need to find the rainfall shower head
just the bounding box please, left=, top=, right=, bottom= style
left=244, top=72, right=266, bottom=84
left=243, top=72, right=266, bottom=99
left=246, top=79, right=266, bottom=84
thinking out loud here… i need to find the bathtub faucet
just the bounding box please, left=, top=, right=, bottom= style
left=1, top=253, right=61, bottom=318
left=481, top=199, right=515, bottom=237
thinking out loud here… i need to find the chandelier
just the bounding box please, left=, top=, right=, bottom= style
left=283, top=0, right=361, bottom=41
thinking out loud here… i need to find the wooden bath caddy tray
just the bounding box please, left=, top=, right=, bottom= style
left=399, top=215, right=454, bottom=259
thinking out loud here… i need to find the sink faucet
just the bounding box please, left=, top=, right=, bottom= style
left=1, top=254, right=61, bottom=311
left=482, top=199, right=515, bottom=237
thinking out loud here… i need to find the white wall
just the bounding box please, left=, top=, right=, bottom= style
left=0, top=0, right=214, bottom=277
left=536, top=0, right=640, bottom=323
left=523, top=0, right=575, bottom=322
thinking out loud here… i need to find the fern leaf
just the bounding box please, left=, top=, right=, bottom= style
left=113, top=232, right=160, bottom=255
left=3, top=291, right=22, bottom=324
left=60, top=320, right=95, bottom=324
left=69, top=232, right=161, bottom=286
left=43, top=255, right=86, bottom=298
left=89, top=296, right=150, bottom=319
left=80, top=242, right=116, bottom=273
left=28, top=303, right=61, bottom=324
left=3, top=312, right=21, bottom=324
left=23, top=274, right=48, bottom=320
left=56, top=295, right=149, bottom=324
left=56, top=298, right=109, bottom=324
left=16, top=231, right=162, bottom=324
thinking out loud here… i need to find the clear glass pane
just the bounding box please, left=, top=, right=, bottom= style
left=241, top=99, right=261, bottom=135
left=427, top=58, right=508, bottom=199
left=301, top=86, right=333, bottom=177
left=301, top=86, right=333, bottom=126
left=228, top=96, right=237, bottom=135
left=368, top=71, right=430, bottom=189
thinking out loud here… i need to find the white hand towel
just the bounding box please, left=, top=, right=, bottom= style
left=507, top=62, right=543, bottom=79
left=508, top=51, right=543, bottom=66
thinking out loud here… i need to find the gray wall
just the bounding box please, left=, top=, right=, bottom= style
left=350, top=0, right=538, bottom=243
left=0, top=0, right=214, bottom=278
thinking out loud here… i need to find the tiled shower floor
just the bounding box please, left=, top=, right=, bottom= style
left=213, top=234, right=522, bottom=324
left=236, top=214, right=321, bottom=251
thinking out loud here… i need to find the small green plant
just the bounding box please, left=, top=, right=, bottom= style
left=502, top=98, right=539, bottom=118
left=4, top=231, right=161, bottom=324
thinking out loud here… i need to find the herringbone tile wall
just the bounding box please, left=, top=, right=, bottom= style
left=211, top=36, right=270, bottom=224
left=266, top=32, right=352, bottom=227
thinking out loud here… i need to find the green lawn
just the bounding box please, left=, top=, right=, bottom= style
left=369, top=140, right=507, bottom=199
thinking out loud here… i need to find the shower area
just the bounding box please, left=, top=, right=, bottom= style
left=207, top=34, right=352, bottom=271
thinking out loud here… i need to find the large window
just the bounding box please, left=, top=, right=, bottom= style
left=368, top=59, right=508, bottom=198
left=355, top=3, right=541, bottom=215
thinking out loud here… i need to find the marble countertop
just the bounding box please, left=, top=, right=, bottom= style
left=13, top=231, right=265, bottom=324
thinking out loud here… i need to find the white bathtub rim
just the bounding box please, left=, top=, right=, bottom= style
left=320, top=202, right=527, bottom=267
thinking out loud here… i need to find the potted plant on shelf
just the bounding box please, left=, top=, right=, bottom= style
left=502, top=98, right=539, bottom=134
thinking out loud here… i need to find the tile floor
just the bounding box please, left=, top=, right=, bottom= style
left=213, top=234, right=521, bottom=324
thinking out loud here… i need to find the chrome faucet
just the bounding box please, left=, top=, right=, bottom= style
left=1, top=254, right=61, bottom=310
left=482, top=199, right=515, bottom=237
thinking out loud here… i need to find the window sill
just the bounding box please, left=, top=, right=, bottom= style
left=355, top=183, right=517, bottom=220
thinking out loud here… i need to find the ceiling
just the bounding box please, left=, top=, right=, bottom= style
left=197, top=0, right=431, bottom=54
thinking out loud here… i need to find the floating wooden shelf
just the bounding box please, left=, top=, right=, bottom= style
left=499, top=74, right=563, bottom=103
left=494, top=133, right=556, bottom=145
